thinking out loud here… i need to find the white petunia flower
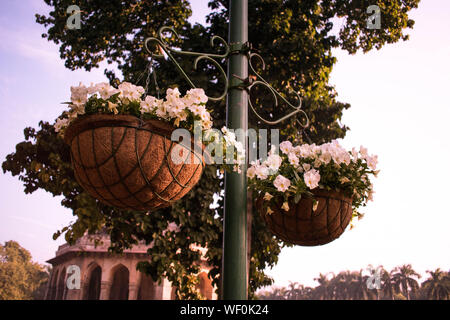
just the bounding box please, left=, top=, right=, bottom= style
left=255, top=165, right=269, bottom=180
left=281, top=202, right=290, bottom=211
left=273, top=175, right=291, bottom=192
left=359, top=145, right=369, bottom=159
left=264, top=153, right=282, bottom=172
left=140, top=95, right=159, bottom=113
left=288, top=152, right=299, bottom=166
left=303, top=169, right=320, bottom=189
left=366, top=155, right=378, bottom=170
left=279, top=141, right=293, bottom=154
left=247, top=166, right=256, bottom=179
left=186, top=88, right=208, bottom=105
left=54, top=118, right=69, bottom=132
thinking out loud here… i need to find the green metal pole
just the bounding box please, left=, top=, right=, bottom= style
left=222, top=0, right=248, bottom=300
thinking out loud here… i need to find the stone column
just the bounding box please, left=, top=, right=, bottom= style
left=65, top=280, right=83, bottom=300
left=99, top=281, right=112, bottom=300
left=128, top=283, right=138, bottom=300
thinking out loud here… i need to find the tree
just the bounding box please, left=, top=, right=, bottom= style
left=3, top=0, right=419, bottom=298
left=420, top=269, right=450, bottom=300
left=391, top=264, right=421, bottom=300
left=312, top=273, right=332, bottom=299
left=0, top=241, right=50, bottom=300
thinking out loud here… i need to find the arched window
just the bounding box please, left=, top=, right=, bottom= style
left=55, top=267, right=67, bottom=300
left=83, top=265, right=102, bottom=300
left=137, top=273, right=155, bottom=300
left=109, top=264, right=129, bottom=300
left=196, top=272, right=213, bottom=300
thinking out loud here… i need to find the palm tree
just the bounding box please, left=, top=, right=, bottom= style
left=330, top=271, right=354, bottom=299
left=313, top=273, right=332, bottom=300
left=420, top=269, right=450, bottom=300
left=391, top=264, right=421, bottom=300
left=351, top=269, right=375, bottom=300
left=380, top=267, right=396, bottom=300
left=286, top=282, right=304, bottom=300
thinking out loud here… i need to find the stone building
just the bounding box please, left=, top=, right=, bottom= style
left=44, top=233, right=216, bottom=300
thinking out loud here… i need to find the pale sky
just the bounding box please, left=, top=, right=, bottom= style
left=0, top=0, right=449, bottom=290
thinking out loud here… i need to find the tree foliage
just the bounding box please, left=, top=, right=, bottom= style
left=258, top=264, right=450, bottom=300
left=0, top=241, right=50, bottom=300
left=3, top=0, right=419, bottom=298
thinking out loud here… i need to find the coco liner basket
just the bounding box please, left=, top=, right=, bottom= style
left=64, top=114, right=204, bottom=211
left=257, top=189, right=353, bottom=246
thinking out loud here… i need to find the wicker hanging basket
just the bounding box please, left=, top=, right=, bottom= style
left=256, top=189, right=353, bottom=246
left=64, top=114, right=204, bottom=211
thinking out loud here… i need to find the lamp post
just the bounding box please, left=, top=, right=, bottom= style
left=222, top=0, right=249, bottom=300
left=144, top=0, right=307, bottom=301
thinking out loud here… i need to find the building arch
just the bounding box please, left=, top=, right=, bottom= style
left=55, top=267, right=67, bottom=300
left=83, top=262, right=102, bottom=300
left=48, top=268, right=60, bottom=300
left=109, top=264, right=129, bottom=300
left=137, top=271, right=156, bottom=300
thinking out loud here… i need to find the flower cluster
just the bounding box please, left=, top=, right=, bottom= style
left=247, top=140, right=378, bottom=217
left=53, top=82, right=212, bottom=136
left=203, top=126, right=246, bottom=173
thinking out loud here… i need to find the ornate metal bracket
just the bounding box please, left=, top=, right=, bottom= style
left=144, top=26, right=309, bottom=127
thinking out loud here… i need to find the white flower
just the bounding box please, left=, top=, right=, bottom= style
left=189, top=103, right=206, bottom=116
left=255, top=165, right=269, bottom=180
left=279, top=141, right=292, bottom=154
left=96, top=82, right=118, bottom=100
left=140, top=96, right=159, bottom=113
left=71, top=103, right=85, bottom=115
left=288, top=152, right=299, bottom=166
left=319, top=152, right=332, bottom=165
left=87, top=83, right=97, bottom=95
left=119, top=82, right=145, bottom=102
left=359, top=145, right=369, bottom=159
left=166, top=87, right=181, bottom=99
left=247, top=166, right=256, bottom=179
left=185, top=88, right=208, bottom=105
left=273, top=175, right=291, bottom=192
left=304, top=169, right=320, bottom=189
left=366, top=155, right=378, bottom=170
left=351, top=147, right=358, bottom=160
left=54, top=118, right=69, bottom=132
left=71, top=92, right=87, bottom=106
left=281, top=202, right=290, bottom=211
left=263, top=192, right=273, bottom=201
left=70, top=83, right=88, bottom=102
left=264, top=153, right=282, bottom=172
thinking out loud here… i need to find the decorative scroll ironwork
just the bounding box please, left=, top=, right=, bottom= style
left=144, top=26, right=229, bottom=102
left=245, top=53, right=309, bottom=127
left=143, top=26, right=309, bottom=126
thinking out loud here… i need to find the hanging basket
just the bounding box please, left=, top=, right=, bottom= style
left=256, top=189, right=353, bottom=246
left=64, top=114, right=204, bottom=211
